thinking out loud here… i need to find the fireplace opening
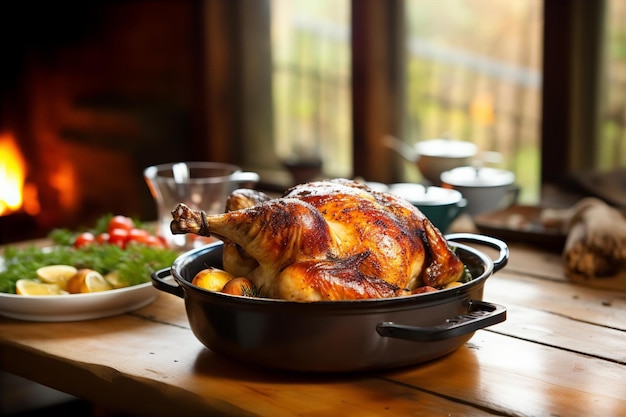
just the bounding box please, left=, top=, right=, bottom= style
left=0, top=133, right=41, bottom=243
left=0, top=1, right=207, bottom=244
left=0, top=133, right=40, bottom=217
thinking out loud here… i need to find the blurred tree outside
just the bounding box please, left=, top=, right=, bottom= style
left=270, top=0, right=624, bottom=204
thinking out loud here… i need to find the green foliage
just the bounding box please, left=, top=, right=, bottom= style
left=0, top=219, right=178, bottom=294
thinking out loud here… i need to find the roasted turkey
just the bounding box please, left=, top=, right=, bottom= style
left=170, top=179, right=466, bottom=301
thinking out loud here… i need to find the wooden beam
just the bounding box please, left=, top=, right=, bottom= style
left=541, top=0, right=605, bottom=185
left=352, top=0, right=405, bottom=183
left=202, top=0, right=239, bottom=163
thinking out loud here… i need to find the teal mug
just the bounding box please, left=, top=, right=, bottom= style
left=389, top=183, right=467, bottom=233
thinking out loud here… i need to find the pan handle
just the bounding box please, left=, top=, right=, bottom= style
left=376, top=300, right=506, bottom=342
left=445, top=233, right=509, bottom=273
left=151, top=268, right=185, bottom=298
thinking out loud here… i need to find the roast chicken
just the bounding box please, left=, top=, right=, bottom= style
left=170, top=179, right=466, bottom=301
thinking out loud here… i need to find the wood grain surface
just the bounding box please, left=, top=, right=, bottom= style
left=1, top=242, right=625, bottom=417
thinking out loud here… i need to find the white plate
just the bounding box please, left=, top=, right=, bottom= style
left=0, top=249, right=159, bottom=321
left=0, top=282, right=158, bottom=322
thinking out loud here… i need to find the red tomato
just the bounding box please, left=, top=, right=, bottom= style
left=126, top=232, right=164, bottom=248
left=107, top=215, right=134, bottom=234
left=74, top=232, right=95, bottom=248
left=157, top=235, right=168, bottom=247
left=96, top=232, right=110, bottom=245
left=126, top=228, right=162, bottom=247
left=128, top=228, right=150, bottom=241
left=147, top=235, right=166, bottom=248
left=108, top=228, right=129, bottom=248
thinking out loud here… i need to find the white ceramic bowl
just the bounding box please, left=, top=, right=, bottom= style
left=414, top=140, right=477, bottom=185
left=440, top=167, right=518, bottom=216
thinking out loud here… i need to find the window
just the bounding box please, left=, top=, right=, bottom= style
left=270, top=0, right=351, bottom=178
left=600, top=0, right=626, bottom=169
left=223, top=1, right=623, bottom=204
left=404, top=0, right=542, bottom=203
left=270, top=0, right=542, bottom=203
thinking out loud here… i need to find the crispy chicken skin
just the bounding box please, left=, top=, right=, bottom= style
left=222, top=189, right=272, bottom=277
left=171, top=179, right=465, bottom=301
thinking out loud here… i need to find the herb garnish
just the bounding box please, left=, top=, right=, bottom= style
left=0, top=217, right=178, bottom=294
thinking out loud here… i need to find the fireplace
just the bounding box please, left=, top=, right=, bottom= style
left=0, top=133, right=40, bottom=243
left=0, top=1, right=209, bottom=244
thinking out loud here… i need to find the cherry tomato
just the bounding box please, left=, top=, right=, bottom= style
left=108, top=228, right=129, bottom=248
left=74, top=232, right=95, bottom=248
left=128, top=228, right=150, bottom=241
left=144, top=235, right=165, bottom=248
left=96, top=232, right=110, bottom=245
left=157, top=235, right=168, bottom=247
left=126, top=233, right=164, bottom=248
left=107, top=215, right=134, bottom=234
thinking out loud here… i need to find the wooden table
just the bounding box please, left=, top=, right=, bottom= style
left=1, top=241, right=625, bottom=417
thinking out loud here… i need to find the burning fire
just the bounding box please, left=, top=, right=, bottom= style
left=0, top=132, right=40, bottom=216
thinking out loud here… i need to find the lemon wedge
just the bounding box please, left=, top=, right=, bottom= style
left=66, top=269, right=113, bottom=294
left=16, top=279, right=68, bottom=296
left=36, top=265, right=78, bottom=291
left=84, top=271, right=114, bottom=292
left=104, top=271, right=128, bottom=289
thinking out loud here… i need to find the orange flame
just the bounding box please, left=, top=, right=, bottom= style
left=0, top=133, right=40, bottom=216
